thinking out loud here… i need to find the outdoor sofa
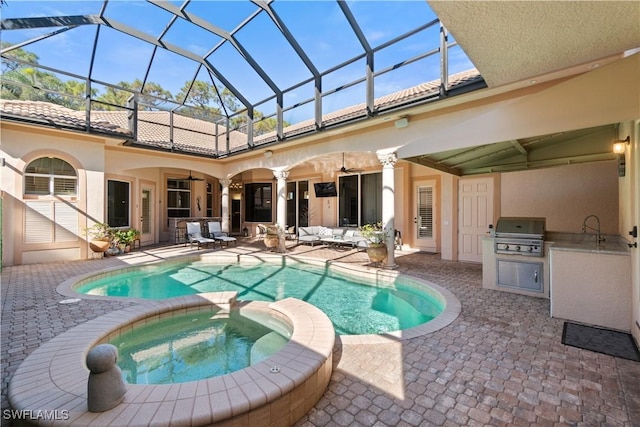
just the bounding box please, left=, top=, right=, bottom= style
left=297, top=226, right=369, bottom=249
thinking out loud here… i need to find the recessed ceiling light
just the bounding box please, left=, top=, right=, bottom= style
left=528, top=80, right=537, bottom=85
left=588, top=63, right=600, bottom=70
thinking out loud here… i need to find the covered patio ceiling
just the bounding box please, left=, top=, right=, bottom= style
left=429, top=1, right=640, bottom=88
left=405, top=124, right=618, bottom=176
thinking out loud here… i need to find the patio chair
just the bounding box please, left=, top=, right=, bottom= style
left=186, top=222, right=216, bottom=249
left=207, top=221, right=237, bottom=247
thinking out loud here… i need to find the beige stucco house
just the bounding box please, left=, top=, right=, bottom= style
left=1, top=2, right=639, bottom=345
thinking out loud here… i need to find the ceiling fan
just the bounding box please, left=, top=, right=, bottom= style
left=186, top=171, right=204, bottom=181
left=337, top=152, right=364, bottom=174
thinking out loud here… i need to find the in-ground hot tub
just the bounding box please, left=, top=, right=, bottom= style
left=8, top=292, right=335, bottom=426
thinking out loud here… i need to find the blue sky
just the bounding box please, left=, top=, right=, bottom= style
left=1, top=1, right=475, bottom=124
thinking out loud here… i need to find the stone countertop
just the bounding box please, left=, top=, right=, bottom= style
left=482, top=233, right=631, bottom=255
left=546, top=232, right=631, bottom=255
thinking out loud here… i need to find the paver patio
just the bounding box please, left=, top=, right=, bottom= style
left=2, top=239, right=639, bottom=426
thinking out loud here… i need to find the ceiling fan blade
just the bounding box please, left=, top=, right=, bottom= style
left=336, top=154, right=364, bottom=173
left=187, top=171, right=204, bottom=181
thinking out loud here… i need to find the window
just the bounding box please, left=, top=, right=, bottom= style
left=338, top=173, right=381, bottom=227
left=167, top=178, right=191, bottom=219
left=24, top=157, right=77, bottom=196
left=360, top=173, right=382, bottom=225
left=244, top=183, right=272, bottom=222
left=298, top=181, right=309, bottom=228
left=417, top=185, right=433, bottom=238
left=284, top=180, right=309, bottom=229
left=107, top=180, right=130, bottom=227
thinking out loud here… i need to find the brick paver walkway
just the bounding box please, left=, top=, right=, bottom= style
left=2, top=239, right=639, bottom=426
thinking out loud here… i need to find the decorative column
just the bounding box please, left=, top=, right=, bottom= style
left=220, top=178, right=232, bottom=234
left=273, top=169, right=289, bottom=252
left=377, top=151, right=398, bottom=268
left=273, top=169, right=289, bottom=228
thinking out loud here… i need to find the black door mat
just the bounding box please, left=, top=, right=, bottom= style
left=562, top=322, right=640, bottom=362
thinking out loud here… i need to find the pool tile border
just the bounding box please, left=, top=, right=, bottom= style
left=8, top=293, right=335, bottom=426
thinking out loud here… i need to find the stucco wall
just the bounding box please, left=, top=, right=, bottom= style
left=1, top=125, right=106, bottom=265
left=550, top=250, right=631, bottom=331
left=500, top=161, right=619, bottom=233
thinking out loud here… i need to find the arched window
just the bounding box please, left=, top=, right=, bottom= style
left=24, top=157, right=77, bottom=196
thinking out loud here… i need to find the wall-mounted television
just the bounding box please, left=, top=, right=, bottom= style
left=314, top=182, right=337, bottom=197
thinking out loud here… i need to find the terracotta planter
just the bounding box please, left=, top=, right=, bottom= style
left=366, top=243, right=388, bottom=264
left=89, top=239, right=110, bottom=253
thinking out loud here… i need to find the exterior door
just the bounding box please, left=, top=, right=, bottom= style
left=413, top=180, right=437, bottom=252
left=458, top=176, right=494, bottom=263
left=140, top=185, right=155, bottom=246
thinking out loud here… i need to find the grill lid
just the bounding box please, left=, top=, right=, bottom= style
left=495, top=217, right=546, bottom=239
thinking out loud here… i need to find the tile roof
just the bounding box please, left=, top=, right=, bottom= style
left=0, top=69, right=482, bottom=157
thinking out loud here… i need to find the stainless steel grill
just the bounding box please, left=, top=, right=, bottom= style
left=494, top=217, right=546, bottom=257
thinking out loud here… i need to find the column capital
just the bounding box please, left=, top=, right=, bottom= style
left=273, top=169, right=290, bottom=181
left=220, top=178, right=233, bottom=187
left=377, top=151, right=398, bottom=168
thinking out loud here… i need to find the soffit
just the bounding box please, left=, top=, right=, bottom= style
left=428, top=1, right=640, bottom=87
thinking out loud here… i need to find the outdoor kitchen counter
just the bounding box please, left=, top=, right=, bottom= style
left=548, top=233, right=631, bottom=332
left=547, top=232, right=631, bottom=255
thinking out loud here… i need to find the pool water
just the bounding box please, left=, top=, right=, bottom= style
left=77, top=261, right=444, bottom=335
left=110, top=309, right=290, bottom=384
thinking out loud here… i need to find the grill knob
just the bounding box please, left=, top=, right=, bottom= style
left=528, top=246, right=533, bottom=252
left=515, top=245, right=521, bottom=251
left=504, top=244, right=509, bottom=250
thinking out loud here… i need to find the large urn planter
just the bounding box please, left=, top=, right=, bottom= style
left=264, top=235, right=279, bottom=250
left=366, top=243, right=388, bottom=265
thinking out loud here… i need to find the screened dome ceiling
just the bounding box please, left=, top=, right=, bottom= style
left=1, top=0, right=481, bottom=157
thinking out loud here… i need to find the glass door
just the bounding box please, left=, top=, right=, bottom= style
left=414, top=181, right=436, bottom=251
left=140, top=185, right=155, bottom=246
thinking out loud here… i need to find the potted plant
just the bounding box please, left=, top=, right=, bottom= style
left=84, top=222, right=112, bottom=255
left=360, top=222, right=389, bottom=265
left=113, top=229, right=139, bottom=253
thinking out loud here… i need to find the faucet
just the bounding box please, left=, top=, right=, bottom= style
left=582, top=215, right=605, bottom=243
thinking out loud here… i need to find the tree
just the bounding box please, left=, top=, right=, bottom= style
left=1, top=43, right=96, bottom=109
left=175, top=80, right=222, bottom=120
left=1, top=42, right=39, bottom=72
left=94, top=79, right=173, bottom=110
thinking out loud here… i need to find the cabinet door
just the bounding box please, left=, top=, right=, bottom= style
left=497, top=259, right=543, bottom=292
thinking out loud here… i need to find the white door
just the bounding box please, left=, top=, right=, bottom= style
left=413, top=180, right=437, bottom=252
left=140, top=185, right=155, bottom=246
left=458, top=177, right=494, bottom=263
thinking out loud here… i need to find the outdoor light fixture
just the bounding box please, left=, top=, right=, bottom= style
left=613, top=136, right=630, bottom=177
left=264, top=150, right=273, bottom=158
left=394, top=117, right=409, bottom=129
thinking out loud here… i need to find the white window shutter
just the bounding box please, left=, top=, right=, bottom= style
left=24, top=201, right=53, bottom=243
left=54, top=202, right=78, bottom=242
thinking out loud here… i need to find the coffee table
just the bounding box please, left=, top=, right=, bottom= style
left=320, top=236, right=355, bottom=248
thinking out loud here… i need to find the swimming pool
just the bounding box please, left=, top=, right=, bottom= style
left=69, top=255, right=457, bottom=336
